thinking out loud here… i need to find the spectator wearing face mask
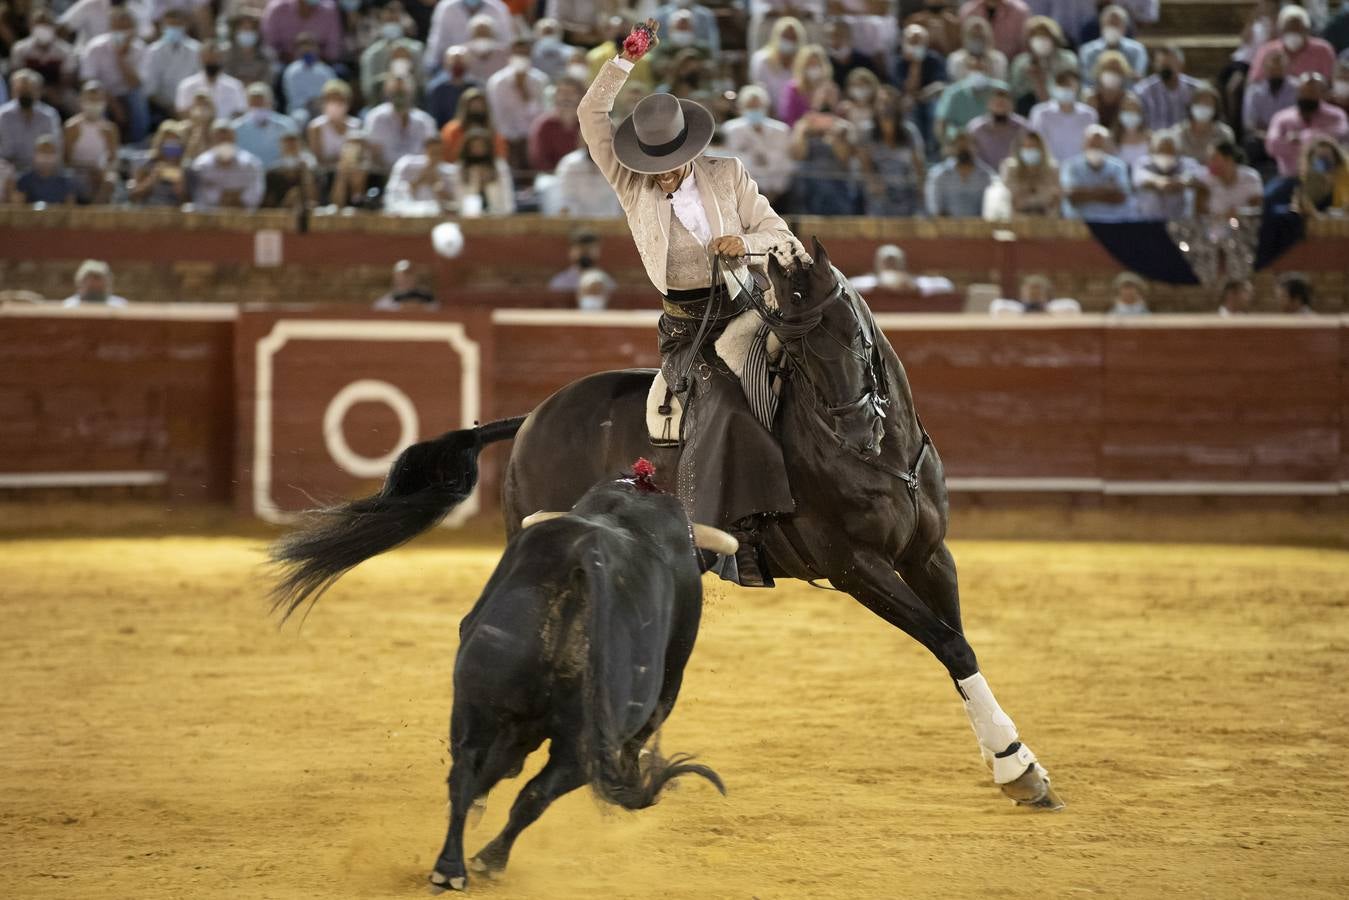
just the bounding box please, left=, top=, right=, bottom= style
left=527, top=75, right=582, bottom=173
left=385, top=134, right=458, bottom=212
left=425, top=47, right=481, bottom=129
left=281, top=33, right=338, bottom=122
left=1195, top=141, right=1263, bottom=216
left=751, top=17, right=805, bottom=115
left=1249, top=5, right=1335, bottom=82
left=179, top=90, right=217, bottom=160
left=967, top=82, right=1027, bottom=169
left=63, top=81, right=119, bottom=204
left=1164, top=83, right=1234, bottom=162
left=784, top=44, right=847, bottom=126
left=17, top=134, right=77, bottom=204
left=78, top=8, right=148, bottom=142
left=948, top=16, right=1008, bottom=82
left=1079, top=6, right=1148, bottom=86
left=440, top=87, right=507, bottom=162
left=1082, top=53, right=1134, bottom=131
left=934, top=66, right=1004, bottom=146
left=720, top=84, right=794, bottom=204
left=190, top=120, right=264, bottom=209
left=551, top=143, right=618, bottom=216
left=364, top=74, right=438, bottom=174
left=1000, top=130, right=1059, bottom=216
left=1113, top=92, right=1150, bottom=166
left=652, top=0, right=721, bottom=54
left=362, top=5, right=425, bottom=104
left=1061, top=124, right=1132, bottom=220
left=59, top=0, right=152, bottom=52
left=575, top=269, right=614, bottom=311
left=373, top=259, right=438, bottom=309
left=62, top=260, right=128, bottom=307
left=989, top=274, right=1080, bottom=315
left=261, top=0, right=343, bottom=64
left=825, top=18, right=879, bottom=88
left=0, top=69, right=64, bottom=169
left=129, top=120, right=190, bottom=206
left=1008, top=16, right=1076, bottom=116
left=1029, top=69, right=1098, bottom=165
left=855, top=89, right=926, bottom=216
left=1132, top=131, right=1201, bottom=219
left=175, top=40, right=246, bottom=121
left=790, top=80, right=858, bottom=214
left=484, top=38, right=546, bottom=170
left=649, top=9, right=711, bottom=78
left=549, top=230, right=614, bottom=292
left=1133, top=44, right=1203, bottom=130
left=1265, top=74, right=1349, bottom=176
left=1108, top=272, right=1150, bottom=316
left=10, top=9, right=77, bottom=113
left=529, top=17, right=573, bottom=78
left=425, top=0, right=514, bottom=76
left=455, top=126, right=514, bottom=215
left=232, top=82, right=297, bottom=168
left=306, top=79, right=359, bottom=170
left=141, top=9, right=200, bottom=120
left=959, top=0, right=1031, bottom=59
left=225, top=12, right=278, bottom=88
left=1292, top=137, right=1349, bottom=216
left=851, top=245, right=914, bottom=294
left=893, top=23, right=948, bottom=147
left=903, top=0, right=962, bottom=55
left=265, top=131, right=318, bottom=208
left=925, top=131, right=995, bottom=216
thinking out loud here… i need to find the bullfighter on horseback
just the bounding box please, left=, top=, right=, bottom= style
left=579, top=20, right=800, bottom=587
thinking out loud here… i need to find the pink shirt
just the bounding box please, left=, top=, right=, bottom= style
left=958, top=0, right=1030, bottom=60
left=777, top=79, right=811, bottom=126
left=1264, top=102, right=1349, bottom=176
left=261, top=0, right=343, bottom=62
left=1249, top=36, right=1336, bottom=82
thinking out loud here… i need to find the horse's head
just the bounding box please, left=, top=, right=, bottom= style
left=766, top=237, right=889, bottom=458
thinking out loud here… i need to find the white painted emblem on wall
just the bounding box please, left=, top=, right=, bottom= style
left=322, top=379, right=420, bottom=478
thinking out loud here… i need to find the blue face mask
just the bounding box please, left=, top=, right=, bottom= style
left=302, top=51, right=318, bottom=65
left=464, top=0, right=483, bottom=9
left=380, top=21, right=402, bottom=40
left=162, top=142, right=184, bottom=160
left=339, top=0, right=361, bottom=11
left=235, top=29, right=258, bottom=48
left=163, top=24, right=185, bottom=43
left=743, top=108, right=766, bottom=125
left=1312, top=155, right=1334, bottom=174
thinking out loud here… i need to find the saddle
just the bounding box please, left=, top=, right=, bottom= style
left=646, top=310, right=782, bottom=446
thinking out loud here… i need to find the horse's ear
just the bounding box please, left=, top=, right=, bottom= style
left=809, top=236, right=830, bottom=271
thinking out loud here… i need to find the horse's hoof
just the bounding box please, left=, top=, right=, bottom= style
left=469, top=852, right=506, bottom=878
left=1000, top=764, right=1065, bottom=811
left=429, top=870, right=468, bottom=892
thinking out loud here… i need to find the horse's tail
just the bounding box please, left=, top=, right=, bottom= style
left=269, top=415, right=527, bottom=621
left=576, top=548, right=725, bottom=810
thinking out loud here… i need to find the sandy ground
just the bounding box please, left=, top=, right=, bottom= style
left=3, top=536, right=1348, bottom=899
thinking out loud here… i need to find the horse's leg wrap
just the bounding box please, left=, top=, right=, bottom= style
left=956, top=671, right=1034, bottom=784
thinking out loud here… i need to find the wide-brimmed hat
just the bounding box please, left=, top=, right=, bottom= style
left=613, top=92, right=715, bottom=175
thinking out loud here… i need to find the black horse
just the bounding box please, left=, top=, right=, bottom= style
left=426, top=472, right=725, bottom=891
left=272, top=238, right=1062, bottom=810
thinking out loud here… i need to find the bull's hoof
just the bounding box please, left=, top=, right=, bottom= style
left=429, top=870, right=468, bottom=892
left=1000, top=763, right=1065, bottom=811
left=469, top=842, right=509, bottom=877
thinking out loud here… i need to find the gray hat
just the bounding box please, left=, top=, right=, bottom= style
left=613, top=91, right=715, bottom=175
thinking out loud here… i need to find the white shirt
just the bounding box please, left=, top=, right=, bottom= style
left=140, top=36, right=201, bottom=108
left=79, top=33, right=146, bottom=96
left=485, top=64, right=547, bottom=141
left=556, top=147, right=622, bottom=217
left=669, top=167, right=713, bottom=246
left=720, top=115, right=793, bottom=197
left=424, top=0, right=515, bottom=73
left=174, top=71, right=247, bottom=119
left=386, top=152, right=458, bottom=206
left=62, top=293, right=129, bottom=307
left=1200, top=164, right=1264, bottom=216
left=59, top=0, right=152, bottom=48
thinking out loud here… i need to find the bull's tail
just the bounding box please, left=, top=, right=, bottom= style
left=269, top=415, right=527, bottom=621
left=576, top=553, right=725, bottom=810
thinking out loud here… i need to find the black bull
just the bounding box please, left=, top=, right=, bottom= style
left=428, top=477, right=723, bottom=890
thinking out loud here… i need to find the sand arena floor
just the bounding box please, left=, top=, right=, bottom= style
left=3, top=535, right=1348, bottom=899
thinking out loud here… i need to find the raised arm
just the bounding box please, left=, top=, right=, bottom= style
left=578, top=21, right=657, bottom=198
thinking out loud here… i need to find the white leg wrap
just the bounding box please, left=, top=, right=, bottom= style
left=957, top=672, right=1032, bottom=783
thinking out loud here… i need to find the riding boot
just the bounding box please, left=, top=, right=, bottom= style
left=729, top=516, right=775, bottom=588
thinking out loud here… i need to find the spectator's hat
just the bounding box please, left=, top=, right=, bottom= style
left=613, top=92, right=715, bottom=175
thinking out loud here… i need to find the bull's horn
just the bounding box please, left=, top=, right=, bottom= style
left=693, top=524, right=738, bottom=555
left=521, top=511, right=566, bottom=528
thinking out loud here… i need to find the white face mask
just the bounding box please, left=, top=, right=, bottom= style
left=1030, top=35, right=1053, bottom=57
left=82, top=100, right=106, bottom=117
left=904, top=42, right=926, bottom=59
left=1283, top=32, right=1306, bottom=53
left=669, top=30, right=694, bottom=46
left=32, top=23, right=55, bottom=44
left=1051, top=85, right=1076, bottom=104
left=848, top=85, right=873, bottom=103
left=1190, top=103, right=1214, bottom=122
left=389, top=57, right=413, bottom=78
left=1099, top=71, right=1122, bottom=91
left=468, top=37, right=497, bottom=56
left=777, top=38, right=797, bottom=56
left=1102, top=25, right=1123, bottom=45
left=1019, top=146, right=1042, bottom=166
left=215, top=142, right=237, bottom=162
left=877, top=270, right=905, bottom=289
left=1119, top=109, right=1142, bottom=130
left=805, top=64, right=825, bottom=82
left=1084, top=148, right=1105, bottom=167
left=509, top=53, right=530, bottom=72
left=1152, top=152, right=1176, bottom=171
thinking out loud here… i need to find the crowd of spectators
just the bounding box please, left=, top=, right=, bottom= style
left=0, top=0, right=1346, bottom=219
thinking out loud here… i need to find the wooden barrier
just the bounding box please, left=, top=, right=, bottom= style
left=3, top=305, right=1347, bottom=519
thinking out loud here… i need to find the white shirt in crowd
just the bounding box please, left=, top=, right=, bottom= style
left=385, top=153, right=458, bottom=209
left=555, top=147, right=622, bottom=217
left=424, top=0, right=516, bottom=72
left=62, top=293, right=129, bottom=307
left=720, top=114, right=794, bottom=198
left=140, top=35, right=201, bottom=109
left=988, top=297, right=1083, bottom=316
left=1199, top=164, right=1264, bottom=216
left=362, top=102, right=438, bottom=172
left=174, top=70, right=247, bottom=119
left=79, top=32, right=146, bottom=96
left=485, top=63, right=548, bottom=141
left=190, top=144, right=264, bottom=209
left=59, top=0, right=153, bottom=48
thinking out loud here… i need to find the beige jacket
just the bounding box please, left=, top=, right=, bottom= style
left=578, top=58, right=801, bottom=295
